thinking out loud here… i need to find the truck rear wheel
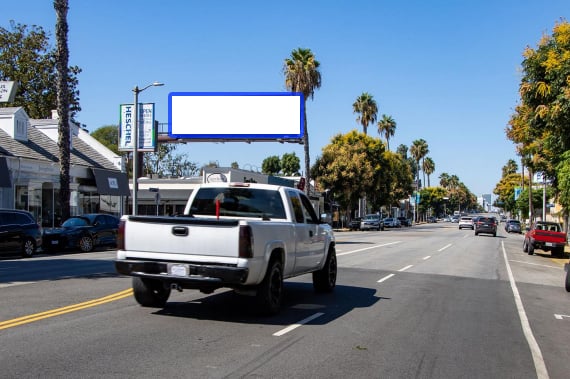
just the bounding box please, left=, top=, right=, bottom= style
left=527, top=241, right=534, bottom=255
left=132, top=277, right=171, bottom=308
left=313, top=247, right=337, bottom=293
left=256, top=258, right=283, bottom=315
left=553, top=247, right=565, bottom=258
left=566, top=269, right=570, bottom=292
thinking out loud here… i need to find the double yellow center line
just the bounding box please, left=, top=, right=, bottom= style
left=0, top=288, right=133, bottom=330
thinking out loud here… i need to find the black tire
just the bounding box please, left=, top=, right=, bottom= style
left=493, top=232, right=496, bottom=237
left=313, top=247, right=337, bottom=293
left=523, top=240, right=528, bottom=252
left=565, top=269, right=570, bottom=292
left=79, top=235, right=94, bottom=252
left=21, top=238, right=35, bottom=258
left=256, top=258, right=283, bottom=315
left=132, top=277, right=171, bottom=307
left=475, top=231, right=478, bottom=236
left=553, top=247, right=564, bottom=258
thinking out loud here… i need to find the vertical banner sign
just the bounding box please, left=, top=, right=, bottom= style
left=118, top=103, right=157, bottom=151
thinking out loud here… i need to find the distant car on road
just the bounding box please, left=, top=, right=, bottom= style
left=360, top=214, right=384, bottom=231
left=42, top=213, right=119, bottom=253
left=397, top=216, right=411, bottom=226
left=349, top=217, right=362, bottom=231
left=427, top=216, right=437, bottom=223
left=383, top=217, right=401, bottom=228
left=458, top=216, right=474, bottom=230
left=0, top=209, right=42, bottom=258
left=474, top=216, right=497, bottom=237
left=505, top=219, right=522, bottom=234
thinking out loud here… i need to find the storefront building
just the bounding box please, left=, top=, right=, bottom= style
left=0, top=107, right=128, bottom=227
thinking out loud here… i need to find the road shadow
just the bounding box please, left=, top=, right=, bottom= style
left=154, top=282, right=384, bottom=326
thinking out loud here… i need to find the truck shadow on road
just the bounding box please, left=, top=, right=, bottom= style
left=154, top=283, right=385, bottom=325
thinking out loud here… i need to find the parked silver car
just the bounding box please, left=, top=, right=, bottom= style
left=360, top=214, right=384, bottom=231
left=505, top=219, right=522, bottom=234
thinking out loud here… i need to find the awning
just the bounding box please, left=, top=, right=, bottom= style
left=0, top=156, right=11, bottom=188
left=91, top=168, right=129, bottom=196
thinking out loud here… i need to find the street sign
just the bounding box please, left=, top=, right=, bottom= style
left=0, top=81, right=18, bottom=103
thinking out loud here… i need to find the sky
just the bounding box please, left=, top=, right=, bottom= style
left=3, top=0, right=569, bottom=197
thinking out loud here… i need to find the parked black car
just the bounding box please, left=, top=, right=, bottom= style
left=42, top=214, right=119, bottom=253
left=397, top=217, right=411, bottom=227
left=349, top=217, right=362, bottom=231
left=0, top=209, right=42, bottom=258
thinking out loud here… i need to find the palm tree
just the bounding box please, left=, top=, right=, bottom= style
left=377, top=114, right=396, bottom=150
left=54, top=0, right=71, bottom=222
left=439, top=172, right=451, bottom=189
left=502, top=159, right=518, bottom=177
left=284, top=48, right=322, bottom=194
left=423, top=157, right=435, bottom=187
left=352, top=92, right=378, bottom=135
left=410, top=139, right=429, bottom=188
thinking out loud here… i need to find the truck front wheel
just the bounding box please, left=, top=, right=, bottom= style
left=566, top=269, right=570, bottom=292
left=256, top=258, right=283, bottom=315
left=313, top=247, right=337, bottom=293
left=527, top=240, right=534, bottom=255
left=132, top=277, right=171, bottom=308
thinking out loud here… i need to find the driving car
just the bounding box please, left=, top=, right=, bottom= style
left=360, top=214, right=384, bottom=231
left=474, top=216, right=497, bottom=237
left=505, top=219, right=522, bottom=234
left=42, top=213, right=119, bottom=252
left=0, top=209, right=43, bottom=258
left=458, top=216, right=474, bottom=230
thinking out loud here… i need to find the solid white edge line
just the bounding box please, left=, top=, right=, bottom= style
left=508, top=260, right=562, bottom=270
left=423, top=256, right=431, bottom=260
left=501, top=241, right=549, bottom=379
left=438, top=243, right=452, bottom=252
left=398, top=265, right=413, bottom=272
left=337, top=241, right=402, bottom=256
left=273, top=312, right=325, bottom=337
left=377, top=273, right=395, bottom=283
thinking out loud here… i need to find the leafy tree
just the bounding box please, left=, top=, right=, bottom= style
left=493, top=172, right=523, bottom=214
left=352, top=92, right=378, bottom=135
left=418, top=186, right=447, bottom=217
left=515, top=186, right=554, bottom=218
left=284, top=48, right=321, bottom=194
left=502, top=159, right=518, bottom=177
left=261, top=155, right=281, bottom=175
left=377, top=114, right=396, bottom=150
left=312, top=130, right=384, bottom=218
left=396, top=144, right=408, bottom=159
left=54, top=0, right=71, bottom=222
left=557, top=151, right=570, bottom=228
left=0, top=21, right=81, bottom=119
left=281, top=152, right=300, bottom=175
left=423, top=157, right=435, bottom=187
left=91, top=125, right=121, bottom=155
left=231, top=161, right=239, bottom=169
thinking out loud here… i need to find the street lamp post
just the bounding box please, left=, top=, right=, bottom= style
left=132, top=81, right=164, bottom=215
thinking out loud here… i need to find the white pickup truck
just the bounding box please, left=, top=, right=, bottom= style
left=115, top=182, right=336, bottom=315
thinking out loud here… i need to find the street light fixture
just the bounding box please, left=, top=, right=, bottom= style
left=132, top=81, right=164, bottom=215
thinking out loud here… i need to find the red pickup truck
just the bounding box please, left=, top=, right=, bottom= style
left=523, top=221, right=567, bottom=257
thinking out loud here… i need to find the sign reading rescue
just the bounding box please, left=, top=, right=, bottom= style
left=118, top=103, right=157, bottom=151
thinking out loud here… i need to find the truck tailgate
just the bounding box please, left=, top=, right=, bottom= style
left=124, top=216, right=240, bottom=257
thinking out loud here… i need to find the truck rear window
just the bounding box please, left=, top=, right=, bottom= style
left=190, top=188, right=287, bottom=219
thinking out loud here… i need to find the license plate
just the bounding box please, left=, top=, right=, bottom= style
left=545, top=242, right=554, bottom=247
left=168, top=264, right=189, bottom=277
left=51, top=240, right=59, bottom=245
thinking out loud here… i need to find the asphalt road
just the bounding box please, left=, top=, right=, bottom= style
left=1, top=222, right=569, bottom=378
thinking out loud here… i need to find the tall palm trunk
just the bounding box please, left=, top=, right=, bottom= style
left=303, top=106, right=310, bottom=194
left=54, top=0, right=71, bottom=222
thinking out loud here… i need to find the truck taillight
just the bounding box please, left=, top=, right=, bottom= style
left=117, top=220, right=125, bottom=250
left=239, top=225, right=253, bottom=258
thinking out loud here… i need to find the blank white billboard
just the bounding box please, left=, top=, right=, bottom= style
left=168, top=92, right=304, bottom=140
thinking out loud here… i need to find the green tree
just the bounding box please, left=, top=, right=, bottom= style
left=284, top=48, right=322, bottom=194
left=262, top=155, right=281, bottom=175
left=0, top=21, right=81, bottom=119
left=410, top=139, right=429, bottom=189
left=493, top=172, right=522, bottom=214
left=418, top=186, right=447, bottom=217
left=281, top=152, right=300, bottom=176
left=502, top=159, right=518, bottom=178
left=423, top=157, right=435, bottom=187
left=377, top=114, right=396, bottom=150
left=231, top=161, right=239, bottom=169
left=352, top=92, right=378, bottom=135
left=54, top=0, right=71, bottom=222
left=91, top=125, right=121, bottom=155
left=312, top=130, right=384, bottom=218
